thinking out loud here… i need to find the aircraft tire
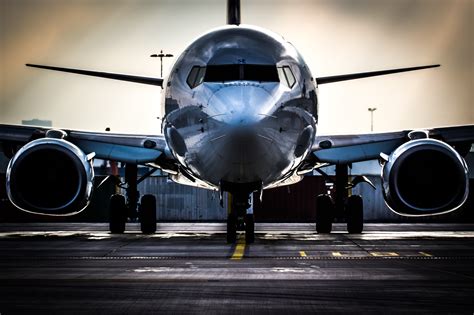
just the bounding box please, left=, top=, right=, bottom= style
left=346, top=195, right=363, bottom=234
left=109, top=194, right=127, bottom=234
left=140, top=194, right=157, bottom=234
left=245, top=214, right=255, bottom=244
left=227, top=213, right=237, bottom=243
left=316, top=194, right=333, bottom=233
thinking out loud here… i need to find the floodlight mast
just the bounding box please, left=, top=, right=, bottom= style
left=368, top=107, right=377, bottom=132
left=150, top=50, right=174, bottom=77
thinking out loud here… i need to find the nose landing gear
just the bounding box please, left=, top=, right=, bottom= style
left=226, top=192, right=255, bottom=244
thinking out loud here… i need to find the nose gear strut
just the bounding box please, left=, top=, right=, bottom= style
left=226, top=192, right=255, bottom=244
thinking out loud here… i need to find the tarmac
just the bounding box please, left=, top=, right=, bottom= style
left=0, top=223, right=473, bottom=314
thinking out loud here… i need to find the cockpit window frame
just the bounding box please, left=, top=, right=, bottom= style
left=279, top=66, right=296, bottom=89
left=186, top=66, right=206, bottom=89
left=186, top=64, right=283, bottom=89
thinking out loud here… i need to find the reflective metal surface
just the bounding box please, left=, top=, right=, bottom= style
left=162, top=25, right=318, bottom=190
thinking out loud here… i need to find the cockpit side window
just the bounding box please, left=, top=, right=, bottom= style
left=278, top=66, right=296, bottom=89
left=186, top=66, right=206, bottom=88
left=196, top=67, right=206, bottom=85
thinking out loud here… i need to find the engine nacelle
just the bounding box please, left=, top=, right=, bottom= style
left=382, top=138, right=469, bottom=216
left=6, top=138, right=94, bottom=215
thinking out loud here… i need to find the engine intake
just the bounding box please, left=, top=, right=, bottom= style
left=382, top=139, right=469, bottom=216
left=6, top=138, right=94, bottom=215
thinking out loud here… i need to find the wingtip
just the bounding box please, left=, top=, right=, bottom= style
left=421, top=64, right=440, bottom=69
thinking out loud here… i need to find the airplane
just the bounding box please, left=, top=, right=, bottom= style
left=1, top=0, right=473, bottom=243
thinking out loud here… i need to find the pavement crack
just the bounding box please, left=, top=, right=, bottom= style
left=103, top=236, right=142, bottom=257
left=343, top=234, right=372, bottom=256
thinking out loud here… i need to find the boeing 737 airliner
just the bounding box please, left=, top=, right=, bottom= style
left=1, top=0, right=472, bottom=243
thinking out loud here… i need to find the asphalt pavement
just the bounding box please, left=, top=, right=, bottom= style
left=0, top=223, right=473, bottom=314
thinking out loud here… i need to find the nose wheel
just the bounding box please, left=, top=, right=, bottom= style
left=227, top=213, right=237, bottom=243
left=226, top=192, right=255, bottom=244
left=244, top=213, right=255, bottom=243
left=226, top=212, right=255, bottom=244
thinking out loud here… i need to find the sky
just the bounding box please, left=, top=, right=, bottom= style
left=1, top=0, right=472, bottom=135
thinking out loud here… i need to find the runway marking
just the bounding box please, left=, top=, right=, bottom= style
left=299, top=251, right=307, bottom=257
left=332, top=252, right=342, bottom=257
left=230, top=235, right=246, bottom=260
left=370, top=252, right=399, bottom=257
left=419, top=251, right=433, bottom=257
left=2, top=255, right=474, bottom=261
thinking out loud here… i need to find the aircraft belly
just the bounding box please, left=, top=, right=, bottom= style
left=184, top=128, right=297, bottom=186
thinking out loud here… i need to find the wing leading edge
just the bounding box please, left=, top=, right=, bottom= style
left=26, top=64, right=163, bottom=87
left=316, top=64, right=440, bottom=85
left=0, top=124, right=168, bottom=164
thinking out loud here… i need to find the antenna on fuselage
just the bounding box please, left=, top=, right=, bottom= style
left=227, top=0, right=241, bottom=25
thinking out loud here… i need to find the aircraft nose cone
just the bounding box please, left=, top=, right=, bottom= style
left=206, top=84, right=276, bottom=126
left=192, top=83, right=294, bottom=185
left=228, top=127, right=259, bottom=150
left=204, top=85, right=276, bottom=181
left=218, top=126, right=266, bottom=182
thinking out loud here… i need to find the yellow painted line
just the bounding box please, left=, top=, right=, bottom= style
left=370, top=252, right=399, bottom=257
left=230, top=235, right=246, bottom=260
left=332, top=252, right=342, bottom=257
left=299, top=251, right=307, bottom=257
left=419, top=251, right=433, bottom=257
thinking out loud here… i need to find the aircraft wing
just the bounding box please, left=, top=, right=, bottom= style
left=0, top=124, right=168, bottom=164
left=25, top=64, right=163, bottom=87
left=311, top=124, right=474, bottom=164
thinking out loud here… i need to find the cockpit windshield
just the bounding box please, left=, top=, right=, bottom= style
left=186, top=64, right=297, bottom=89
left=187, top=64, right=281, bottom=88
left=205, top=64, right=279, bottom=82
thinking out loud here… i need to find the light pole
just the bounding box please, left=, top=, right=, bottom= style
left=150, top=50, right=174, bottom=77
left=368, top=107, right=377, bottom=132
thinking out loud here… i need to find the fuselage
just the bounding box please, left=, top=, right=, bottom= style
left=162, top=25, right=318, bottom=190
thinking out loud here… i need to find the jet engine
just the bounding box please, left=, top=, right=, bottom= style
left=381, top=138, right=469, bottom=216
left=6, top=138, right=94, bottom=215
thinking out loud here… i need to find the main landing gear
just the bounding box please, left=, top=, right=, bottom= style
left=315, top=164, right=366, bottom=234
left=109, top=163, right=157, bottom=234
left=226, top=193, right=255, bottom=244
